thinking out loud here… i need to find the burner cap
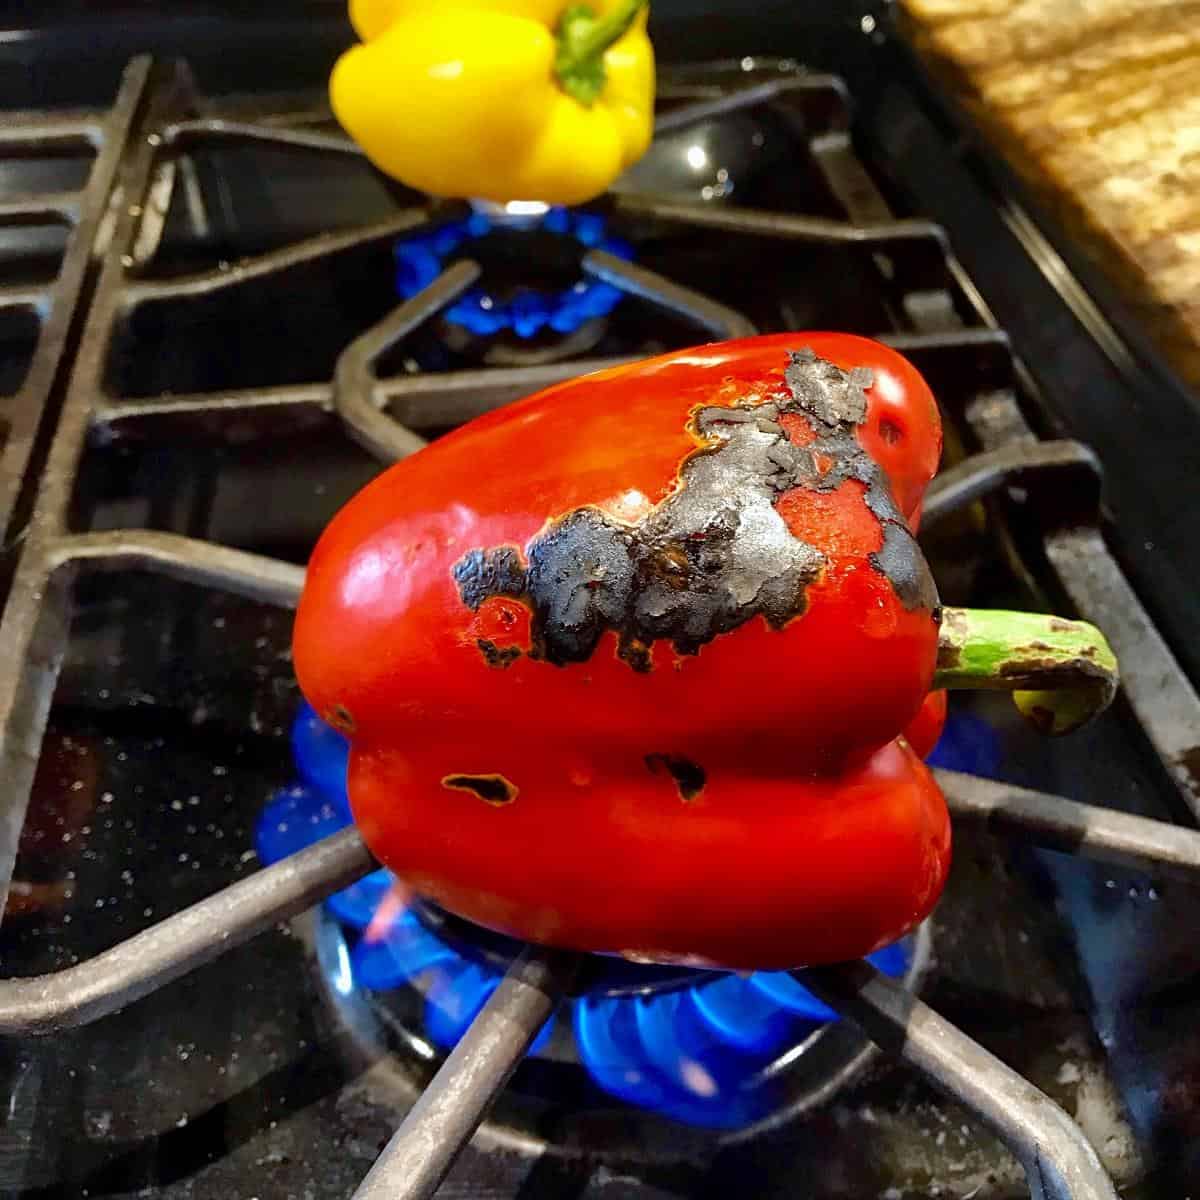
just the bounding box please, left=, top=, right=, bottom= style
left=392, top=206, right=635, bottom=341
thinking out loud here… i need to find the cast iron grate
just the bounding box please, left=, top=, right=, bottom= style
left=0, top=77, right=138, bottom=560
left=0, top=54, right=1199, bottom=1200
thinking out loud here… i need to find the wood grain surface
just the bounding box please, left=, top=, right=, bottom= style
left=901, top=0, right=1200, bottom=387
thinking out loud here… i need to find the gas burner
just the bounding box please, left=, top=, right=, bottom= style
left=438, top=313, right=612, bottom=367
left=310, top=907, right=931, bottom=1158
left=258, top=702, right=929, bottom=1142
left=393, top=204, right=635, bottom=365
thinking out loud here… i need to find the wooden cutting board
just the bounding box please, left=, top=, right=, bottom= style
left=901, top=0, right=1200, bottom=389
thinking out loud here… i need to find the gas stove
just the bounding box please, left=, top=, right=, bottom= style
left=2, top=9, right=1200, bottom=1200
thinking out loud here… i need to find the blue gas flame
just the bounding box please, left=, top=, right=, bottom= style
left=926, top=707, right=1002, bottom=777
left=392, top=207, right=634, bottom=338
left=257, top=703, right=922, bottom=1127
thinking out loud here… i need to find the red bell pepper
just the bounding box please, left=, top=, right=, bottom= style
left=294, top=334, right=1117, bottom=970
left=904, top=690, right=948, bottom=761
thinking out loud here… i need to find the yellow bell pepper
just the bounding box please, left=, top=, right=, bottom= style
left=330, top=0, right=655, bottom=207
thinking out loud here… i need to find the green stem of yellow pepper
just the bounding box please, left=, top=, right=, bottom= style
left=555, top=0, right=649, bottom=106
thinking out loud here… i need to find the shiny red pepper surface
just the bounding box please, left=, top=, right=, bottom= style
left=904, top=690, right=948, bottom=761
left=295, top=333, right=950, bottom=970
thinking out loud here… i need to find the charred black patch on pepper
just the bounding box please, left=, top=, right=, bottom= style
left=645, top=753, right=707, bottom=801
left=452, top=348, right=938, bottom=670
left=785, top=349, right=868, bottom=425
left=441, top=773, right=519, bottom=805
left=524, top=508, right=639, bottom=666
left=476, top=638, right=521, bottom=669
left=453, top=547, right=526, bottom=611
left=871, top=522, right=939, bottom=612
left=782, top=352, right=936, bottom=614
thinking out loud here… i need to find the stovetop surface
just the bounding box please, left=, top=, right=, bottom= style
left=0, top=9, right=1199, bottom=1200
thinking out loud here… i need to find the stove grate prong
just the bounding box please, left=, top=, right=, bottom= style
left=350, top=948, right=579, bottom=1200
left=0, top=827, right=373, bottom=1036
left=376, top=357, right=638, bottom=431
left=920, top=440, right=1101, bottom=526
left=46, top=529, right=306, bottom=607
left=0, top=112, right=103, bottom=152
left=938, top=769, right=1200, bottom=879
left=801, top=961, right=1119, bottom=1200
left=612, top=192, right=947, bottom=249
left=0, top=193, right=81, bottom=225
left=653, top=74, right=847, bottom=138
left=161, top=117, right=361, bottom=157
left=94, top=359, right=645, bottom=440
left=124, top=209, right=430, bottom=305
left=334, top=259, right=482, bottom=462
left=581, top=249, right=757, bottom=340
left=0, top=284, right=51, bottom=313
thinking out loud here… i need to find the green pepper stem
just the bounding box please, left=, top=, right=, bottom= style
left=933, top=607, right=1119, bottom=736
left=555, top=0, right=648, bottom=106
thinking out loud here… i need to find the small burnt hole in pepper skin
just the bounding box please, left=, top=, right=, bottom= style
left=328, top=704, right=356, bottom=735
left=442, top=773, right=519, bottom=806
left=476, top=638, right=521, bottom=669
left=645, top=753, right=707, bottom=802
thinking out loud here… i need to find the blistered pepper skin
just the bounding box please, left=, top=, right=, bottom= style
left=295, top=333, right=950, bottom=970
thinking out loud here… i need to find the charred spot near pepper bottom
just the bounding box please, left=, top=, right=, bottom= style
left=645, top=754, right=707, bottom=801
left=441, top=773, right=519, bottom=805
left=452, top=347, right=938, bottom=671
left=327, top=704, right=356, bottom=734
